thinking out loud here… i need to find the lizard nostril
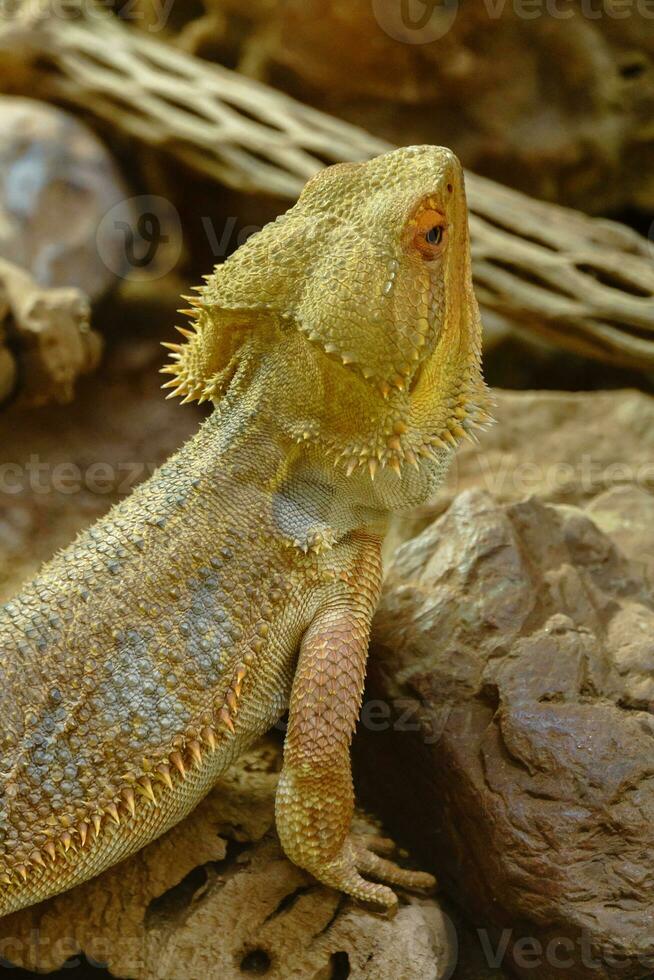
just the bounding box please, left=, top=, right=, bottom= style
left=446, top=183, right=453, bottom=194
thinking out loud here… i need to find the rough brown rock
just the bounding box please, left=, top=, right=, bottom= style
left=0, top=740, right=454, bottom=980
left=357, top=488, right=654, bottom=979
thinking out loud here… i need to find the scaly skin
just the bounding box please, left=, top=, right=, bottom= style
left=0, top=146, right=488, bottom=916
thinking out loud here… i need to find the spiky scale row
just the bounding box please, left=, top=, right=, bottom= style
left=157, top=294, right=223, bottom=406
left=0, top=659, right=253, bottom=890
left=330, top=386, right=492, bottom=480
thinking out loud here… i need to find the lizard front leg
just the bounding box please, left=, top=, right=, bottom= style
left=275, top=533, right=435, bottom=910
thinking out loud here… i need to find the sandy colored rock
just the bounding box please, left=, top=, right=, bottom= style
left=0, top=740, right=454, bottom=980
left=358, top=488, right=654, bottom=979
left=388, top=388, right=654, bottom=557
left=435, top=387, right=654, bottom=506
left=586, top=484, right=654, bottom=583
left=0, top=96, right=131, bottom=298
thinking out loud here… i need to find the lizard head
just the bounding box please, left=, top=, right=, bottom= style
left=162, top=145, right=490, bottom=505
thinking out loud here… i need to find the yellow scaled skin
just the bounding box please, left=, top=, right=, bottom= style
left=0, top=146, right=488, bottom=915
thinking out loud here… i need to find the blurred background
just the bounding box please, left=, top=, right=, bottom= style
left=0, top=3, right=653, bottom=977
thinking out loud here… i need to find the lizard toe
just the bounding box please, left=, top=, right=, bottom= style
left=337, top=871, right=399, bottom=912
left=308, top=840, right=399, bottom=912
left=355, top=846, right=437, bottom=893
left=352, top=832, right=397, bottom=856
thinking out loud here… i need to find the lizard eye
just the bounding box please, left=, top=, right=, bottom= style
left=413, top=209, right=447, bottom=260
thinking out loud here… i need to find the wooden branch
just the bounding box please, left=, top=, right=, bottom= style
left=1, top=3, right=652, bottom=368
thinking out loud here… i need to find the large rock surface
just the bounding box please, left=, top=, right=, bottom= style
left=357, top=488, right=654, bottom=979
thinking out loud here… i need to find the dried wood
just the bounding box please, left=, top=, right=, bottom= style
left=0, top=256, right=101, bottom=406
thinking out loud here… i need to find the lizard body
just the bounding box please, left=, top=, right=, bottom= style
left=0, top=146, right=488, bottom=915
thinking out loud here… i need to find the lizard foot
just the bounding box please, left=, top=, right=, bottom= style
left=313, top=834, right=436, bottom=913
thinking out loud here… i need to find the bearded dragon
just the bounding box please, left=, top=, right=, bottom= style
left=0, top=145, right=488, bottom=916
